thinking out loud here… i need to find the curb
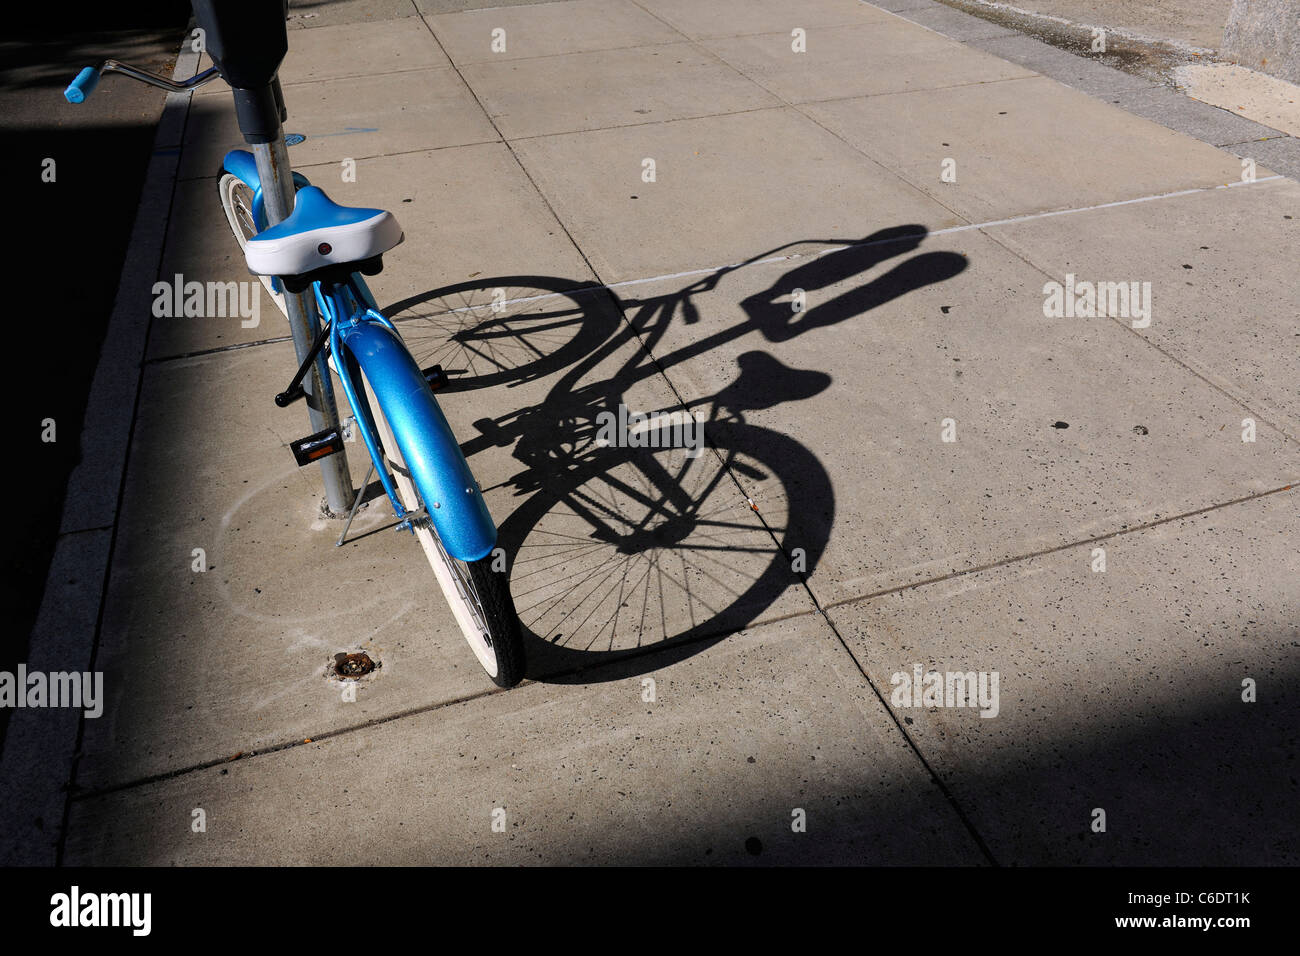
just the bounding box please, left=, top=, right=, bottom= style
left=867, top=0, right=1300, bottom=181
left=1224, top=0, right=1299, bottom=85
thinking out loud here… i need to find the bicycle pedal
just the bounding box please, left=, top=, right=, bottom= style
left=290, top=427, right=345, bottom=466
left=421, top=364, right=449, bottom=391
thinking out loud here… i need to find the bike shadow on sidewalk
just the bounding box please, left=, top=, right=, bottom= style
left=384, top=225, right=970, bottom=684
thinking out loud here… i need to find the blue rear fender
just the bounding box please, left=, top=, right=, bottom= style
left=221, top=148, right=262, bottom=194
left=222, top=148, right=312, bottom=235
left=339, top=320, right=498, bottom=562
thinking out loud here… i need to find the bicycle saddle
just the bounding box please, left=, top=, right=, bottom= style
left=243, top=185, right=404, bottom=282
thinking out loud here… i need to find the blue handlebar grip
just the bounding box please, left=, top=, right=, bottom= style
left=65, top=67, right=100, bottom=104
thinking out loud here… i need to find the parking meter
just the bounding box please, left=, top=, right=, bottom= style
left=190, top=0, right=290, bottom=143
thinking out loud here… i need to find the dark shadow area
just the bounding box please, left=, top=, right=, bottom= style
left=578, top=636, right=1298, bottom=864
left=0, top=7, right=189, bottom=755
left=0, top=28, right=185, bottom=92
left=589, top=642, right=1300, bottom=865
left=6, top=1, right=189, bottom=32
left=58, top=626, right=1300, bottom=866
left=385, top=227, right=970, bottom=684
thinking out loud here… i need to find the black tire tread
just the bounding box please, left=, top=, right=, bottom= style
left=467, top=555, right=526, bottom=687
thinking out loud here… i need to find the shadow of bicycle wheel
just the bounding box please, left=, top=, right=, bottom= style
left=495, top=416, right=834, bottom=684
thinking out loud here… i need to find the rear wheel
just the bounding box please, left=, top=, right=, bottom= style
left=217, top=169, right=288, bottom=318
left=352, top=356, right=525, bottom=687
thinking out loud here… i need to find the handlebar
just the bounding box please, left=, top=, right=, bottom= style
left=64, top=60, right=223, bottom=104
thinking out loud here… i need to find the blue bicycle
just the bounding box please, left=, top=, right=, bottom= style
left=66, top=19, right=527, bottom=687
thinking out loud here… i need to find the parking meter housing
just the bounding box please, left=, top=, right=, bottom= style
left=191, top=0, right=290, bottom=143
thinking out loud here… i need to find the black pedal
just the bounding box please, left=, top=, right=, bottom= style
left=290, top=427, right=344, bottom=466
left=422, top=364, right=449, bottom=391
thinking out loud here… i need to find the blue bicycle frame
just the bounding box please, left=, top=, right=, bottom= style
left=223, top=148, right=498, bottom=563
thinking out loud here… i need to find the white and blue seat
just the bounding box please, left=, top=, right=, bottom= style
left=243, top=185, right=404, bottom=288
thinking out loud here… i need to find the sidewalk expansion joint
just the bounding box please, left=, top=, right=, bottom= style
left=145, top=333, right=295, bottom=364
left=58, top=524, right=116, bottom=537
left=500, top=75, right=1036, bottom=145
left=66, top=604, right=821, bottom=803
left=175, top=137, right=506, bottom=183
left=969, top=203, right=1299, bottom=446
left=819, top=481, right=1297, bottom=616
left=413, top=7, right=609, bottom=299
left=1218, top=135, right=1296, bottom=148
left=69, top=682, right=510, bottom=803
left=793, top=558, right=1002, bottom=865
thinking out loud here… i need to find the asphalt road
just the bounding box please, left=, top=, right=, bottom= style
left=0, top=2, right=188, bottom=746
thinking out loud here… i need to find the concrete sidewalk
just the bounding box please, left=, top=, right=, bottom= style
left=10, top=0, right=1298, bottom=865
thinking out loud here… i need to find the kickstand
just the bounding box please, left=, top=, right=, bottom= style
left=335, top=460, right=375, bottom=547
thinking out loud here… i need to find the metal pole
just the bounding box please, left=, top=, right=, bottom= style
left=252, top=133, right=355, bottom=514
